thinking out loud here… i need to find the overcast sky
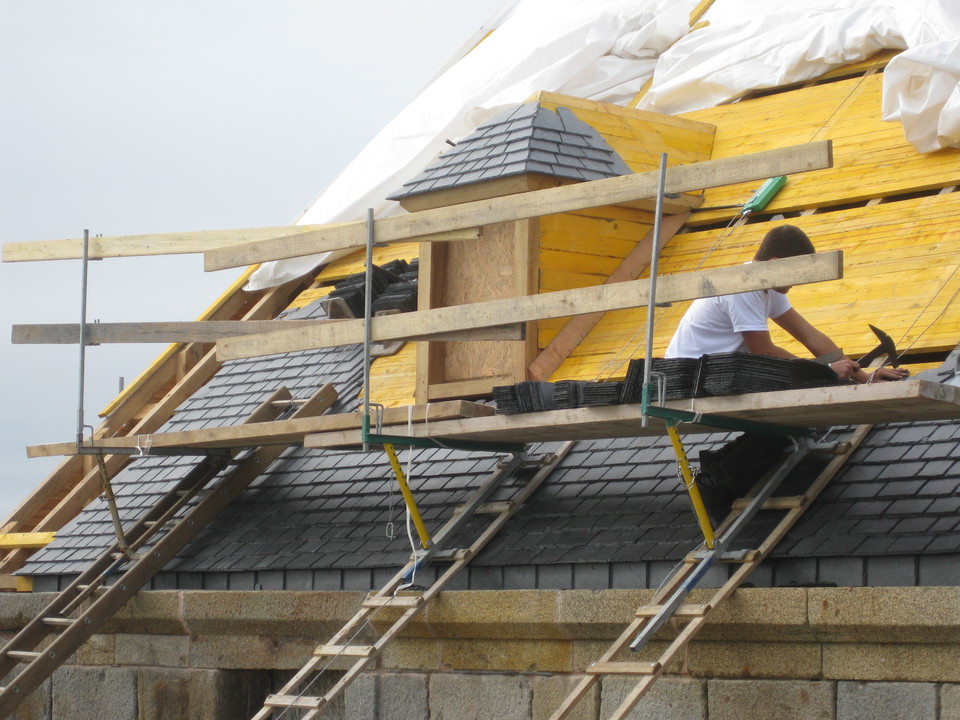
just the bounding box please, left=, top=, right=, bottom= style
left=0, top=1, right=507, bottom=522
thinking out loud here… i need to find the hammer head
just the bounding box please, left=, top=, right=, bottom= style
left=858, top=324, right=900, bottom=368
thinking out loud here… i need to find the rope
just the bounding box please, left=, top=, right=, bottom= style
left=895, top=264, right=960, bottom=357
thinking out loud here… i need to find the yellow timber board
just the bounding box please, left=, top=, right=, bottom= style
left=680, top=73, right=960, bottom=224
left=532, top=90, right=716, bottom=172
left=553, top=191, right=960, bottom=382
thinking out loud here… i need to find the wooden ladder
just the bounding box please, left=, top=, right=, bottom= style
left=548, top=425, right=872, bottom=720
left=0, top=383, right=337, bottom=719
left=253, top=441, right=574, bottom=720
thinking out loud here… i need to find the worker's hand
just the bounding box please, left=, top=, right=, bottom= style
left=870, top=366, right=910, bottom=382
left=829, top=358, right=861, bottom=380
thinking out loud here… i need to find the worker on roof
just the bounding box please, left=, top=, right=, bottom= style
left=666, top=224, right=908, bottom=527
left=665, top=224, right=908, bottom=384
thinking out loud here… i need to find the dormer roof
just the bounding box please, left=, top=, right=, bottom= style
left=387, top=102, right=632, bottom=202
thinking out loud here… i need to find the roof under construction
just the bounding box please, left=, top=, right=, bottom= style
left=3, top=3, right=960, bottom=719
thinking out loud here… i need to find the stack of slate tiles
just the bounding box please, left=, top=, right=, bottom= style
left=579, top=381, right=624, bottom=407
left=327, top=260, right=419, bottom=317
left=621, top=357, right=700, bottom=403
left=495, top=353, right=844, bottom=414
left=494, top=380, right=623, bottom=414
left=694, top=352, right=842, bottom=396
left=553, top=380, right=587, bottom=409
left=492, top=381, right=558, bottom=414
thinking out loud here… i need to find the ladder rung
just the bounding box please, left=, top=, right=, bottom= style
left=732, top=495, right=806, bottom=511
left=313, top=644, right=375, bottom=658
left=686, top=549, right=759, bottom=564
left=478, top=501, right=515, bottom=514
left=110, top=552, right=143, bottom=561
left=454, top=501, right=514, bottom=515
left=6, top=650, right=41, bottom=661
left=362, top=594, right=423, bottom=609
left=76, top=584, right=107, bottom=593
left=175, top=489, right=210, bottom=497
left=41, top=617, right=75, bottom=627
left=432, top=548, right=471, bottom=562
left=636, top=603, right=710, bottom=619
left=586, top=660, right=660, bottom=675
left=264, top=694, right=324, bottom=710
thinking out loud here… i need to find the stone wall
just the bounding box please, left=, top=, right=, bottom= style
left=2, top=587, right=959, bottom=719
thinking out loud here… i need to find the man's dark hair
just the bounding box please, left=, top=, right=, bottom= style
left=755, top=225, right=816, bottom=260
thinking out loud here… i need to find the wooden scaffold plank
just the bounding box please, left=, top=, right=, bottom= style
left=216, top=251, right=843, bottom=360
left=203, top=140, right=832, bottom=271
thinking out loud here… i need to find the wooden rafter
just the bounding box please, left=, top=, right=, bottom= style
left=528, top=211, right=691, bottom=381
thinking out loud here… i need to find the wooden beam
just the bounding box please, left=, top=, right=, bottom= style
left=305, top=380, right=960, bottom=449
left=215, top=251, right=843, bottom=360
left=528, top=211, right=691, bottom=381
left=25, top=400, right=493, bottom=458
left=0, top=532, right=56, bottom=550
left=0, top=574, right=32, bottom=592
left=11, top=320, right=332, bottom=345
left=11, top=320, right=524, bottom=345
left=1, top=226, right=479, bottom=263
left=203, top=141, right=833, bottom=271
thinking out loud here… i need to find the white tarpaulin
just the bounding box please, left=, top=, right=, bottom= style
left=882, top=39, right=960, bottom=153
left=247, top=0, right=960, bottom=290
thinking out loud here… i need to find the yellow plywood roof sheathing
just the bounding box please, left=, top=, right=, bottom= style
left=531, top=91, right=716, bottom=173
left=682, top=73, right=960, bottom=226
left=554, top=189, right=960, bottom=382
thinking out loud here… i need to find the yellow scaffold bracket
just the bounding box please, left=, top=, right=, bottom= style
left=665, top=423, right=716, bottom=549
left=383, top=443, right=431, bottom=549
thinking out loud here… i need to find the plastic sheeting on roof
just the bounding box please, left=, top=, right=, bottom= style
left=246, top=0, right=960, bottom=290
left=883, top=39, right=960, bottom=153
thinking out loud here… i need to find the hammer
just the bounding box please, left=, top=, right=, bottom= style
left=857, top=324, right=900, bottom=368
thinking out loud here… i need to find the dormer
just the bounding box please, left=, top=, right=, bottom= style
left=387, top=92, right=715, bottom=403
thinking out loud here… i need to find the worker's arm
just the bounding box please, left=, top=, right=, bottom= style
left=771, top=308, right=839, bottom=357
left=765, top=308, right=908, bottom=382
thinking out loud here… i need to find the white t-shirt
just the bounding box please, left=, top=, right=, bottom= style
left=665, top=289, right=792, bottom=358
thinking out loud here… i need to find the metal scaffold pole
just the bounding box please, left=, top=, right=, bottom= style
left=641, top=154, right=668, bottom=427
left=76, top=229, right=90, bottom=447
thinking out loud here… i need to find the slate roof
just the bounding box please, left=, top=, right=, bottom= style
left=387, top=102, right=633, bottom=201
left=22, top=294, right=960, bottom=592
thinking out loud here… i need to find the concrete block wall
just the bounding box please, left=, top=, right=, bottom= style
left=3, top=587, right=960, bottom=719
